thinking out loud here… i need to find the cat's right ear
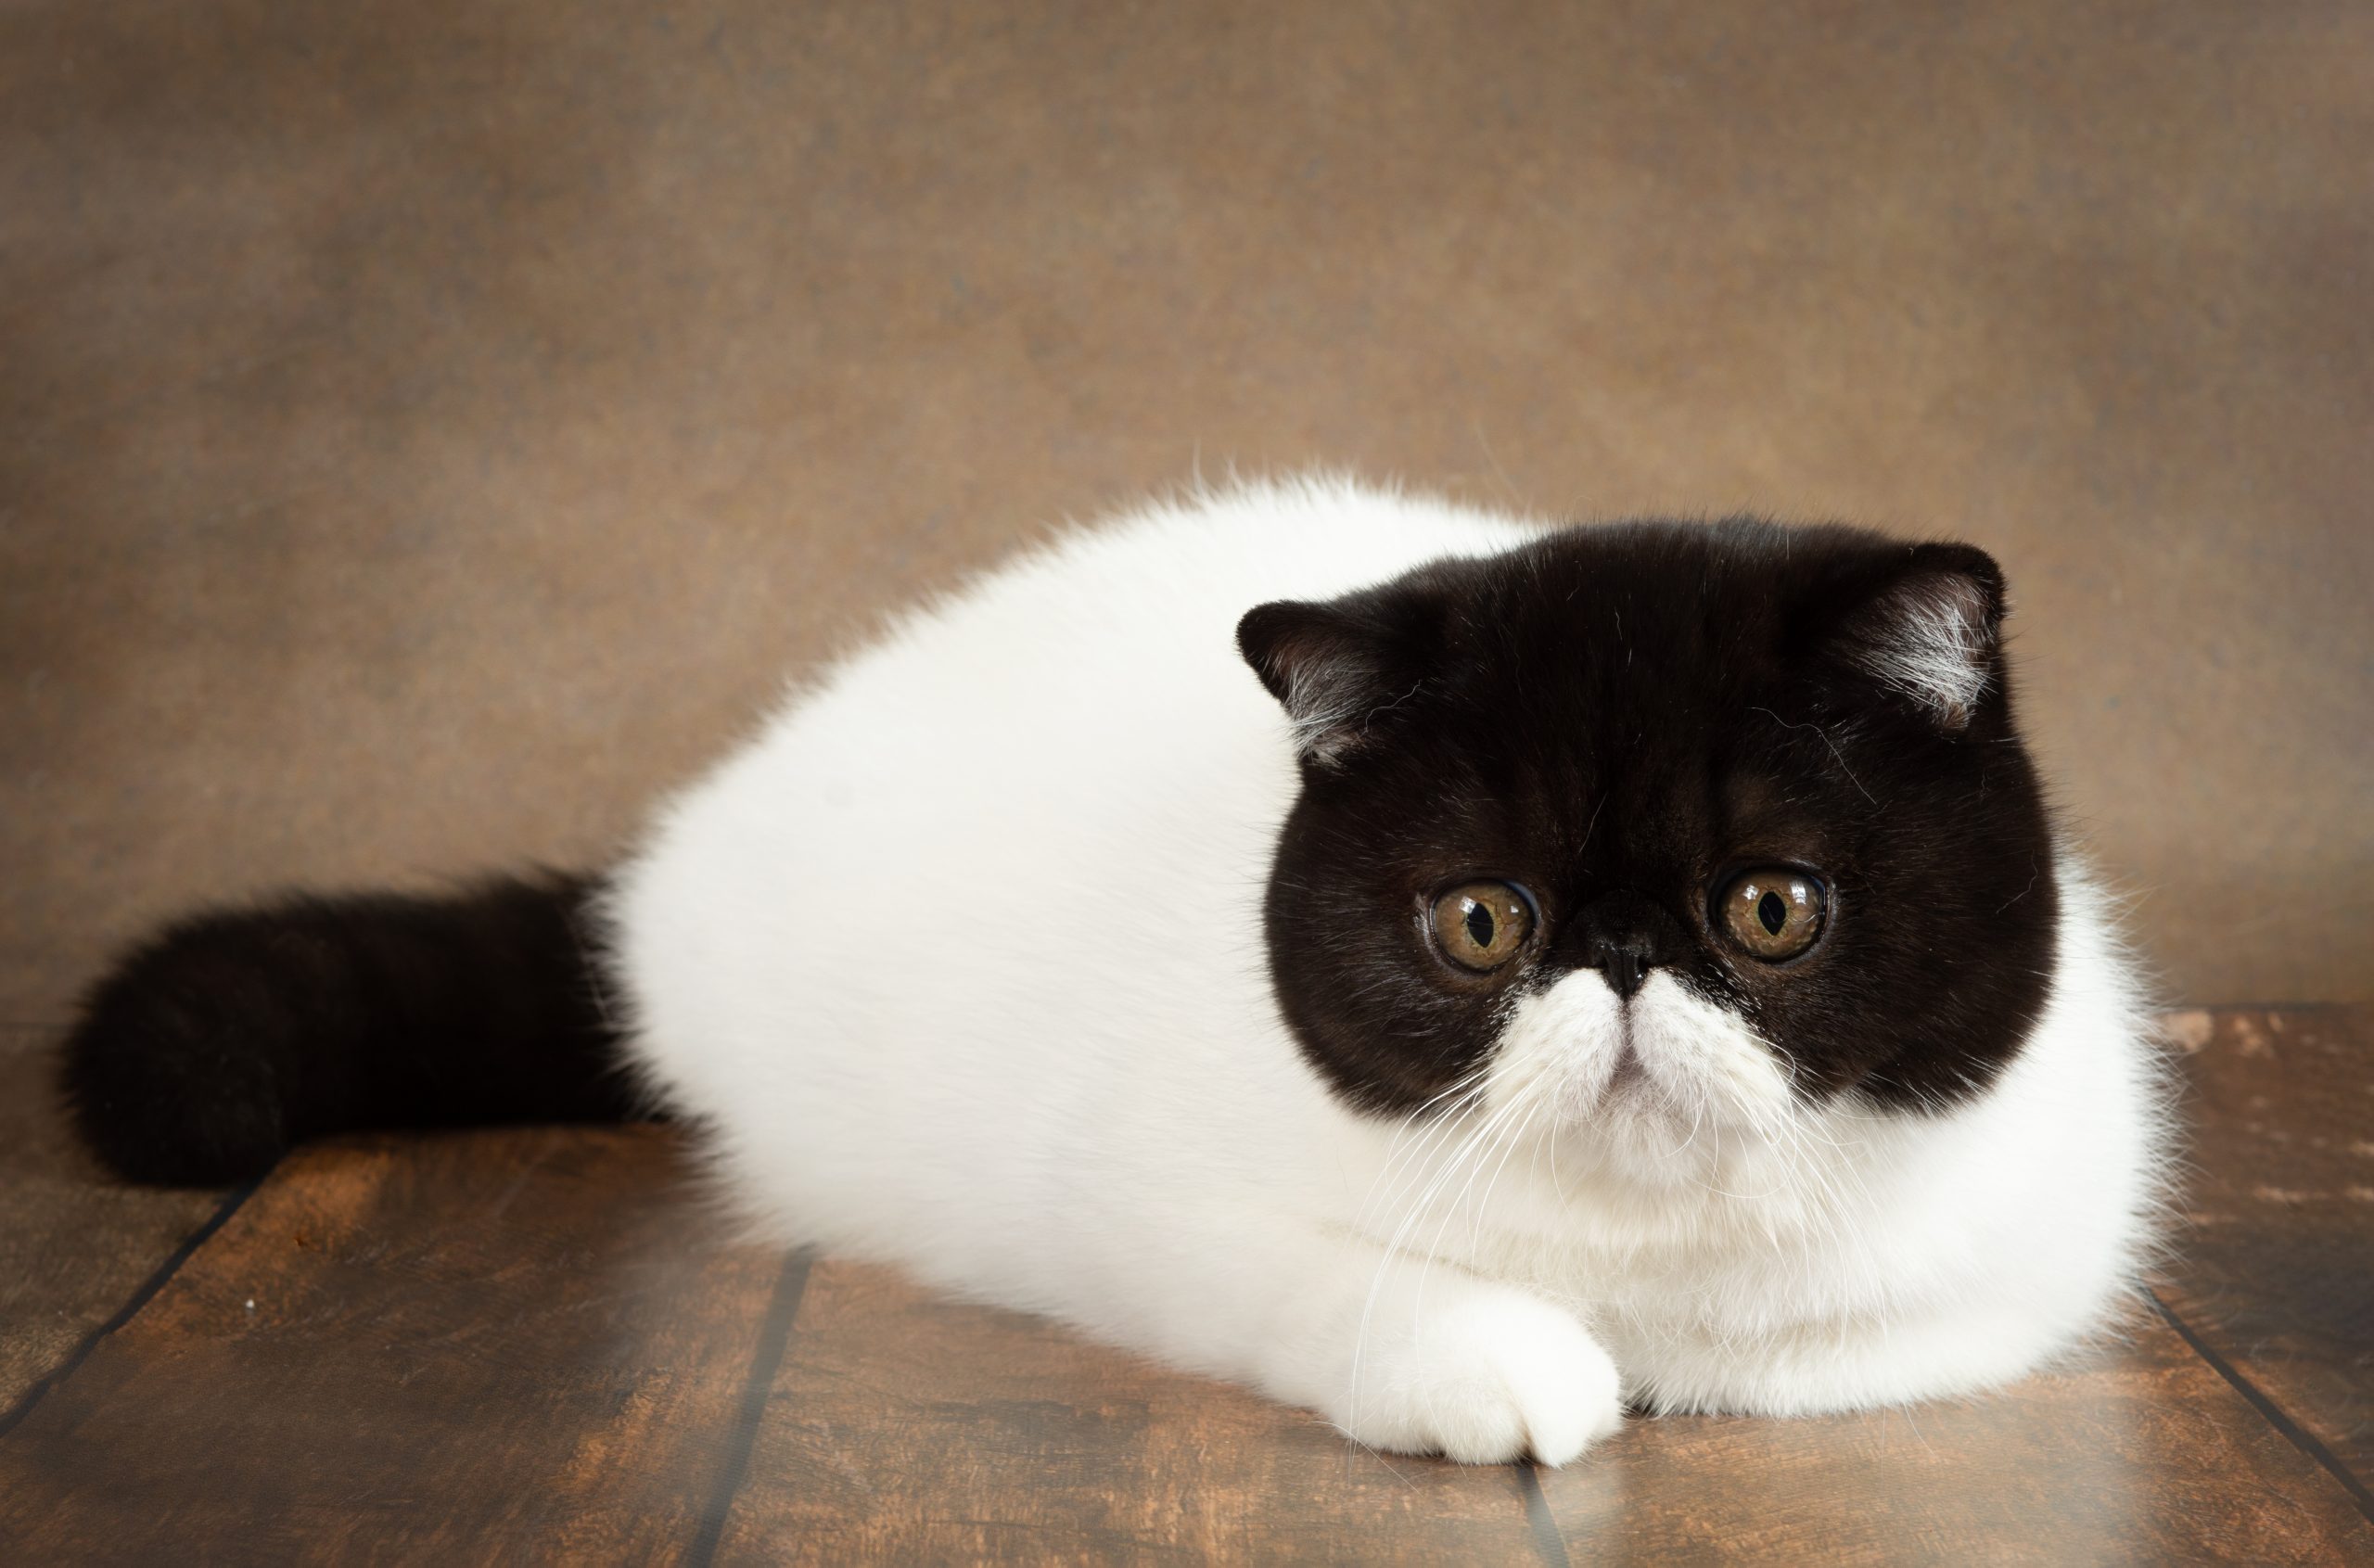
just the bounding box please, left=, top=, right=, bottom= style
left=1237, top=597, right=1420, bottom=767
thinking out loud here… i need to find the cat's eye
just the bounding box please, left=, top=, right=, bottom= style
left=1428, top=881, right=1536, bottom=972
left=1715, top=869, right=1828, bottom=962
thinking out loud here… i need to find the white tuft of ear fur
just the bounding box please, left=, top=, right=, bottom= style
left=1844, top=570, right=1997, bottom=731
left=1278, top=661, right=1404, bottom=766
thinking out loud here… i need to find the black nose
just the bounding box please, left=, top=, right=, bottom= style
left=1569, top=892, right=1686, bottom=1001
left=1586, top=934, right=1656, bottom=999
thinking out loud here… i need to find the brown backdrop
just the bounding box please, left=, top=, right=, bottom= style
left=4, top=0, right=2369, bottom=1030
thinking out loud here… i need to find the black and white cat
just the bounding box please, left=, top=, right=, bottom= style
left=62, top=478, right=2171, bottom=1465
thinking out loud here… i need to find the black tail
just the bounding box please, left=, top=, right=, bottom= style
left=57, top=873, right=644, bottom=1186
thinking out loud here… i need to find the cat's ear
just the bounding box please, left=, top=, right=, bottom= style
left=1236, top=594, right=1430, bottom=766
left=1820, top=543, right=2007, bottom=733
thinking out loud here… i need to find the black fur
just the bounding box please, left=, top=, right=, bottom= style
left=1238, top=519, right=2058, bottom=1118
left=58, top=873, right=641, bottom=1185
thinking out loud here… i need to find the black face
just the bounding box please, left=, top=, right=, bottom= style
left=1237, top=520, right=2059, bottom=1119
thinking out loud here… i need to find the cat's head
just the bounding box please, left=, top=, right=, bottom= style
left=1238, top=519, right=2057, bottom=1151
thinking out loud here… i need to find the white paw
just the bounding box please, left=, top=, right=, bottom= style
left=1337, top=1287, right=1623, bottom=1466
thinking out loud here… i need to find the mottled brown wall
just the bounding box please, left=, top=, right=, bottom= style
left=3, top=0, right=2368, bottom=1025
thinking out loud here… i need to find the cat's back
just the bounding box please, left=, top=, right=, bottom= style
left=606, top=480, right=1535, bottom=1224
left=625, top=476, right=1534, bottom=880
left=847, top=475, right=1534, bottom=713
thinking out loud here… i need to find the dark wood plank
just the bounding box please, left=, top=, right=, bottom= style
left=0, top=1036, right=223, bottom=1412
left=713, top=1258, right=1546, bottom=1565
left=710, top=1268, right=2374, bottom=1564
left=710, top=1264, right=2374, bottom=1566
left=1538, top=1314, right=2373, bottom=1563
left=2160, top=1005, right=2374, bottom=1484
left=0, top=1127, right=785, bottom=1565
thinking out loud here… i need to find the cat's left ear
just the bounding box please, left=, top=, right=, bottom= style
left=1820, top=543, right=2008, bottom=733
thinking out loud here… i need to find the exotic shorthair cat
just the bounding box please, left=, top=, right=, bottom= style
left=62, top=478, right=2169, bottom=1465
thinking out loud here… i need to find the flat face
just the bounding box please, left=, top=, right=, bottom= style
left=1249, top=520, right=2059, bottom=1127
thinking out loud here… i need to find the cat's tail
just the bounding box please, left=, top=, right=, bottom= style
left=57, top=872, right=644, bottom=1187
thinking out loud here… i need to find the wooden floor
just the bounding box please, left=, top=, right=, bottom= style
left=1, top=1008, right=2368, bottom=1564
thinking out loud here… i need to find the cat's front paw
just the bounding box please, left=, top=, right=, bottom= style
left=1337, top=1287, right=1622, bottom=1466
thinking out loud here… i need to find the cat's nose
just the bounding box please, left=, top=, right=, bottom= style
left=1568, top=893, right=1687, bottom=1001
left=1588, top=935, right=1656, bottom=999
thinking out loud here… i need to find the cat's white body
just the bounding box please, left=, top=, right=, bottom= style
left=608, top=478, right=2167, bottom=1463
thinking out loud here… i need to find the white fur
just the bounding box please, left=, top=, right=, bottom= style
left=606, top=478, right=2170, bottom=1465
left=1848, top=574, right=1995, bottom=725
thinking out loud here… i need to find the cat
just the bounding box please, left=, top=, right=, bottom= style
left=59, top=477, right=2171, bottom=1465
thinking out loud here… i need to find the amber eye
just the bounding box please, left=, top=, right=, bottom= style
left=1716, top=869, right=1828, bottom=962
left=1428, top=881, right=1536, bottom=972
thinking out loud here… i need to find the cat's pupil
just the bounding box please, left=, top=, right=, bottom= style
left=1465, top=902, right=1496, bottom=950
left=1757, top=890, right=1787, bottom=936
